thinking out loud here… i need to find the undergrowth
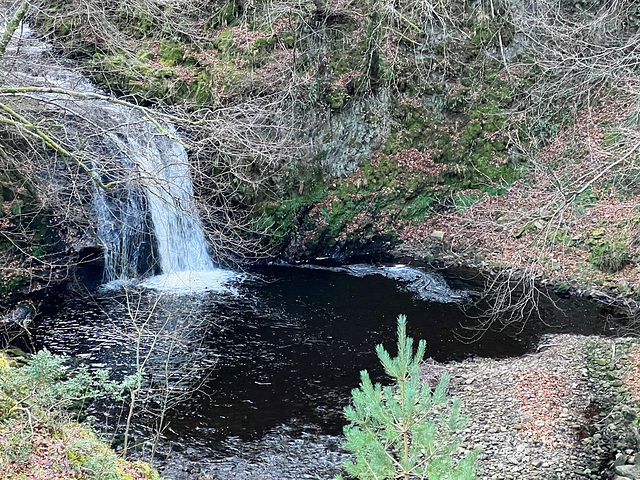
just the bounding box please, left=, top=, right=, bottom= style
left=0, top=350, right=163, bottom=480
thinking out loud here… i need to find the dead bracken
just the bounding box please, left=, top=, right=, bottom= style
left=513, top=369, right=572, bottom=449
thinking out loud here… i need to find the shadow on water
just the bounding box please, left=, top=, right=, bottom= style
left=20, top=264, right=616, bottom=479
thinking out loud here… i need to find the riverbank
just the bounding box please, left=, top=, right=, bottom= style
left=0, top=350, right=165, bottom=480
left=436, top=334, right=640, bottom=480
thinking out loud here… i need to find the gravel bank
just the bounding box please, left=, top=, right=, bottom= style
left=441, top=335, right=603, bottom=480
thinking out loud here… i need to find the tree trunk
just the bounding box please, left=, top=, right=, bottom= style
left=0, top=1, right=29, bottom=58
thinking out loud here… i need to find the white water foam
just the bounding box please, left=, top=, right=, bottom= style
left=101, top=269, right=239, bottom=295
left=291, top=263, right=468, bottom=303
left=141, top=270, right=240, bottom=295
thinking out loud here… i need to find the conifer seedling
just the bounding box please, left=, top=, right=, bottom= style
left=338, top=314, right=479, bottom=480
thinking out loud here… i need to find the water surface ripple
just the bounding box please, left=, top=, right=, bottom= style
left=27, top=265, right=611, bottom=479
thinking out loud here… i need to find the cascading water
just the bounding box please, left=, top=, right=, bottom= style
left=93, top=171, right=149, bottom=282
left=1, top=24, right=237, bottom=293
left=118, top=124, right=215, bottom=274
left=100, top=116, right=237, bottom=293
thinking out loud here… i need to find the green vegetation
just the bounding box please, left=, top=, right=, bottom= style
left=589, top=237, right=630, bottom=273
left=253, top=184, right=328, bottom=247
left=399, top=193, right=435, bottom=222
left=0, top=350, right=163, bottom=480
left=338, top=315, right=478, bottom=480
left=453, top=192, right=483, bottom=213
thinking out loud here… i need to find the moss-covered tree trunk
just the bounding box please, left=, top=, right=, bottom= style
left=0, top=1, right=28, bottom=58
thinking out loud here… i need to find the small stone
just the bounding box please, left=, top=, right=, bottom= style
left=615, top=465, right=640, bottom=477
left=615, top=453, right=629, bottom=466
left=431, top=230, right=445, bottom=241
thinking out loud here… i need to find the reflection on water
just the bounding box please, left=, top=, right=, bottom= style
left=24, top=264, right=611, bottom=479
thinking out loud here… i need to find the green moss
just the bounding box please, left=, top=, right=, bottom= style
left=56, top=19, right=74, bottom=38
left=589, top=238, right=630, bottom=273
left=362, top=157, right=398, bottom=189
left=129, top=461, right=156, bottom=480
left=192, top=72, right=214, bottom=104
left=158, top=40, right=185, bottom=66
left=324, top=197, right=366, bottom=237
left=399, top=193, right=434, bottom=222
left=87, top=48, right=237, bottom=105
left=328, top=86, right=347, bottom=109
left=252, top=36, right=275, bottom=52
left=253, top=185, right=328, bottom=245
left=328, top=41, right=365, bottom=76
left=470, top=20, right=495, bottom=46
left=384, top=103, right=439, bottom=154
left=574, top=188, right=600, bottom=207
left=214, top=29, right=236, bottom=52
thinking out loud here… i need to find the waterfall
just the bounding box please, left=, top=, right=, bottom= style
left=1, top=24, right=237, bottom=293
left=97, top=117, right=218, bottom=278
left=126, top=126, right=215, bottom=274
left=93, top=170, right=149, bottom=282
left=99, top=118, right=237, bottom=293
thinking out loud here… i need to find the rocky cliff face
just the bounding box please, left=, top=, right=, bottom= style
left=2, top=0, right=640, bottom=298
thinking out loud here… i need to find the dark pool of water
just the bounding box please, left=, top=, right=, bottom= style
left=19, top=264, right=615, bottom=479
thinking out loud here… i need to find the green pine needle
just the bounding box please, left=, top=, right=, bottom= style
left=339, top=315, right=480, bottom=480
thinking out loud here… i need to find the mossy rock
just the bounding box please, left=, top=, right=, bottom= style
left=589, top=239, right=630, bottom=273
left=158, top=40, right=187, bottom=66
left=362, top=157, right=398, bottom=189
